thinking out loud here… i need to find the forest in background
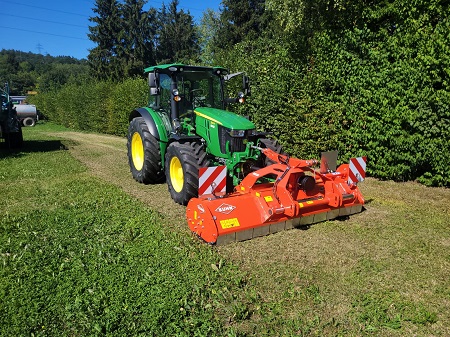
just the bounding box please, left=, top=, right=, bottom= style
left=1, top=0, right=449, bottom=187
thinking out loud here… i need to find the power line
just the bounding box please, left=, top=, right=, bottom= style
left=0, top=0, right=89, bottom=17
left=0, top=13, right=87, bottom=28
left=0, top=25, right=90, bottom=41
left=0, top=0, right=211, bottom=19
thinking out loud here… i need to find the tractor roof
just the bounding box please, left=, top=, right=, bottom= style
left=144, top=64, right=228, bottom=75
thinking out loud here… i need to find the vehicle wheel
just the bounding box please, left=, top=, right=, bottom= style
left=258, top=138, right=285, bottom=166
left=165, top=141, right=210, bottom=205
left=127, top=117, right=164, bottom=184
left=23, top=117, right=35, bottom=127
left=5, top=129, right=23, bottom=149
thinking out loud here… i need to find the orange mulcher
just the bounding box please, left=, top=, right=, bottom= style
left=186, top=148, right=366, bottom=244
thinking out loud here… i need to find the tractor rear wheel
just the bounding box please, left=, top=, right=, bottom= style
left=127, top=117, right=164, bottom=184
left=165, top=141, right=210, bottom=205
left=5, top=129, right=23, bottom=149
left=259, top=138, right=285, bottom=166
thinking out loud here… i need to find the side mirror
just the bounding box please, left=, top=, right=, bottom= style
left=243, top=75, right=251, bottom=96
left=148, top=72, right=159, bottom=96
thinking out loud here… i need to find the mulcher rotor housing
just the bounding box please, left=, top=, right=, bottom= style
left=187, top=148, right=366, bottom=244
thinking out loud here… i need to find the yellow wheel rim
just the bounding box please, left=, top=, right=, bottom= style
left=131, top=132, right=144, bottom=171
left=170, top=156, right=184, bottom=192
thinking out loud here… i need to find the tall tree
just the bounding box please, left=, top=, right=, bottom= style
left=156, top=0, right=199, bottom=63
left=88, top=0, right=123, bottom=80
left=198, top=9, right=220, bottom=65
left=215, top=0, right=268, bottom=51
left=121, top=0, right=157, bottom=76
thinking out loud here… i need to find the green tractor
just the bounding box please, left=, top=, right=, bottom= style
left=1, top=83, right=23, bottom=149
left=127, top=64, right=282, bottom=205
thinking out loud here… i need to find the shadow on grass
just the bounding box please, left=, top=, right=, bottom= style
left=0, top=139, right=71, bottom=159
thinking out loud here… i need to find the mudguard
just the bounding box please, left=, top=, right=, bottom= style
left=130, top=107, right=172, bottom=162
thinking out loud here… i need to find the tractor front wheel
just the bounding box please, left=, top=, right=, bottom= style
left=165, top=141, right=210, bottom=205
left=127, top=117, right=164, bottom=184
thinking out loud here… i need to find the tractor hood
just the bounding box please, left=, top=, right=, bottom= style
left=194, top=107, right=255, bottom=130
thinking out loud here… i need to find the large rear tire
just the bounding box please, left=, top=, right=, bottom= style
left=127, top=117, right=164, bottom=184
left=165, top=141, right=210, bottom=205
left=258, top=138, right=285, bottom=166
left=5, top=129, right=23, bottom=149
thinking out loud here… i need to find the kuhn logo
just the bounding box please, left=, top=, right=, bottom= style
left=215, top=203, right=235, bottom=214
left=197, top=204, right=205, bottom=214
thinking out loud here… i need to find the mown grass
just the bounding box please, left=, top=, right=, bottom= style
left=1, top=123, right=449, bottom=336
left=219, top=178, right=450, bottom=336
left=0, top=124, right=250, bottom=336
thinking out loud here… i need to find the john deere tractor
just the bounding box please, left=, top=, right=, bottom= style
left=127, top=64, right=282, bottom=205
left=1, top=83, right=23, bottom=148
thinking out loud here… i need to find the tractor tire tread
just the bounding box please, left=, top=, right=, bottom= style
left=165, top=141, right=210, bottom=205
left=259, top=137, right=285, bottom=166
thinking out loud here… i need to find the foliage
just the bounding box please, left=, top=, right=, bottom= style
left=156, top=0, right=200, bottom=64
left=198, top=9, right=221, bottom=65
left=214, top=0, right=269, bottom=51
left=88, top=0, right=124, bottom=80
left=217, top=0, right=450, bottom=186
left=298, top=0, right=450, bottom=186
left=0, top=49, right=87, bottom=95
left=28, top=78, right=148, bottom=136
left=88, top=0, right=199, bottom=78
left=120, top=0, right=157, bottom=76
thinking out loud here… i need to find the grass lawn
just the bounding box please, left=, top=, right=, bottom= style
left=0, top=123, right=248, bottom=336
left=1, top=122, right=449, bottom=336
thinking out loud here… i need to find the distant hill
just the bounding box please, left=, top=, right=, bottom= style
left=0, top=49, right=88, bottom=95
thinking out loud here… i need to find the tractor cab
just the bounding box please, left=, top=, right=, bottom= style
left=145, top=64, right=250, bottom=135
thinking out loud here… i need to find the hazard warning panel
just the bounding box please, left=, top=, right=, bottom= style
left=348, top=156, right=367, bottom=185
left=199, top=166, right=227, bottom=196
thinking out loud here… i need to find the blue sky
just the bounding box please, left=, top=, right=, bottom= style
left=0, top=0, right=222, bottom=60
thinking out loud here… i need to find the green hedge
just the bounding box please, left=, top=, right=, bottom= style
left=214, top=9, right=450, bottom=187
left=30, top=78, right=148, bottom=137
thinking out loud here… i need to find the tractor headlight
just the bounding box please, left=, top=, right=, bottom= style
left=229, top=129, right=245, bottom=137
left=172, top=89, right=181, bottom=102
left=238, top=92, right=245, bottom=103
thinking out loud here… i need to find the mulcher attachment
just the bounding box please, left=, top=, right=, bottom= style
left=186, top=149, right=366, bottom=244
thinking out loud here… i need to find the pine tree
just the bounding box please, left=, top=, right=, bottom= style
left=121, top=0, right=157, bottom=76
left=215, top=0, right=268, bottom=50
left=156, top=0, right=199, bottom=64
left=88, top=0, right=123, bottom=80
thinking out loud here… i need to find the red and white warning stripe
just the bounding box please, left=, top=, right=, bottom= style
left=199, top=166, right=227, bottom=196
left=348, top=156, right=367, bottom=185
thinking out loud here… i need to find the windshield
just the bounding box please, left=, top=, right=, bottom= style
left=177, top=71, right=223, bottom=112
